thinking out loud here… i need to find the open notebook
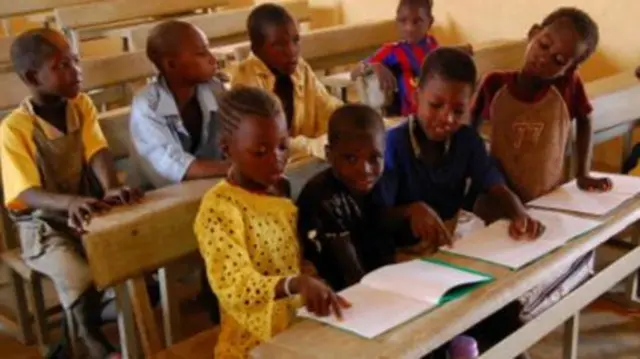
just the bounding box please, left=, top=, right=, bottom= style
left=444, top=209, right=601, bottom=269
left=298, top=259, right=492, bottom=339
left=528, top=172, right=640, bottom=216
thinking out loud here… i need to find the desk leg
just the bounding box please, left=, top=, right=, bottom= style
left=562, top=314, right=579, bottom=359
left=159, top=266, right=181, bottom=346
left=116, top=284, right=140, bottom=359
left=624, top=223, right=640, bottom=302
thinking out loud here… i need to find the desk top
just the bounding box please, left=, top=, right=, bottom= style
left=251, top=197, right=640, bottom=359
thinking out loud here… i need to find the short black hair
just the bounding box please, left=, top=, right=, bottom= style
left=146, top=20, right=199, bottom=71
left=541, top=7, right=599, bottom=65
left=397, top=0, right=433, bottom=14
left=328, top=104, right=385, bottom=145
left=417, top=47, right=477, bottom=89
left=10, top=28, right=63, bottom=77
left=247, top=3, right=295, bottom=51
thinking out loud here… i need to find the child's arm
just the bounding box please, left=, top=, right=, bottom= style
left=19, top=189, right=109, bottom=232
left=486, top=184, right=545, bottom=239
left=383, top=202, right=453, bottom=250
left=350, top=45, right=397, bottom=93
left=89, top=149, right=142, bottom=204
left=575, top=114, right=612, bottom=191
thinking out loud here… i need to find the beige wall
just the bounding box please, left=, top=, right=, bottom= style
left=340, top=0, right=640, bottom=81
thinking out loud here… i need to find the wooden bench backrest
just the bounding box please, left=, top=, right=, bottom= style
left=0, top=0, right=97, bottom=18
left=0, top=35, right=14, bottom=66
left=54, top=0, right=228, bottom=30
left=473, top=39, right=527, bottom=79
left=127, top=0, right=310, bottom=51
left=231, top=19, right=398, bottom=70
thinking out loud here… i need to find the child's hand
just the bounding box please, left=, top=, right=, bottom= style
left=295, top=275, right=351, bottom=320
left=576, top=176, right=612, bottom=192
left=370, top=63, right=397, bottom=94
left=67, top=197, right=110, bottom=233
left=103, top=186, right=143, bottom=205
left=406, top=202, right=453, bottom=249
left=508, top=214, right=545, bottom=240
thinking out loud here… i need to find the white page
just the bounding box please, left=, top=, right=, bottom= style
left=297, top=284, right=431, bottom=339
left=529, top=173, right=640, bottom=216
left=359, top=260, right=491, bottom=303
left=444, top=209, right=601, bottom=269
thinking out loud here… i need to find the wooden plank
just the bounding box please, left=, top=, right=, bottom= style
left=54, top=0, right=228, bottom=30
left=251, top=200, right=640, bottom=358
left=127, top=0, right=310, bottom=51
left=99, top=107, right=131, bottom=161
left=0, top=0, right=97, bottom=18
left=0, top=34, right=14, bottom=65
left=128, top=277, right=164, bottom=356
left=588, top=71, right=640, bottom=141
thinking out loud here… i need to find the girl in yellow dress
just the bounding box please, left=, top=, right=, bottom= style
left=194, top=86, right=349, bottom=358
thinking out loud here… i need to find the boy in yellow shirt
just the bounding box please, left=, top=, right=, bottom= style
left=1, top=29, right=140, bottom=358
left=231, top=3, right=342, bottom=163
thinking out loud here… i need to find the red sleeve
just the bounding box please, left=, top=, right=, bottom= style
left=471, top=72, right=508, bottom=124
left=428, top=34, right=439, bottom=48
left=365, top=43, right=395, bottom=65
left=563, top=73, right=593, bottom=119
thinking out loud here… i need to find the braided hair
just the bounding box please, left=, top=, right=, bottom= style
left=217, top=86, right=284, bottom=148
left=541, top=7, right=599, bottom=65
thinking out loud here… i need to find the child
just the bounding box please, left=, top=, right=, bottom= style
left=231, top=3, right=342, bottom=163
left=1, top=28, right=141, bottom=358
left=297, top=104, right=396, bottom=291
left=472, top=7, right=611, bottom=204
left=471, top=9, right=609, bottom=324
left=351, top=0, right=438, bottom=117
left=129, top=20, right=229, bottom=190
left=382, top=47, right=540, bottom=356
left=129, top=20, right=230, bottom=324
left=194, top=87, right=348, bottom=359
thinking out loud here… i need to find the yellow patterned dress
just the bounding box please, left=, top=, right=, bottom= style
left=194, top=180, right=301, bottom=358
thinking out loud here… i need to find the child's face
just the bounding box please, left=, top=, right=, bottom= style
left=29, top=32, right=81, bottom=99
left=257, top=20, right=300, bottom=75
left=396, top=5, right=433, bottom=44
left=227, top=113, right=290, bottom=190
left=522, top=20, right=586, bottom=79
left=167, top=26, right=217, bottom=84
left=414, top=75, right=473, bottom=141
left=326, top=129, right=385, bottom=195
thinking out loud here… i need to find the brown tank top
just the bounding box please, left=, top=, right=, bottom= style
left=489, top=85, right=571, bottom=202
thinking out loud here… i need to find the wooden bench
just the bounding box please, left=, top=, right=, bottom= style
left=0, top=34, right=14, bottom=72
left=0, top=0, right=98, bottom=19
left=124, top=0, right=310, bottom=51
left=54, top=0, right=229, bottom=51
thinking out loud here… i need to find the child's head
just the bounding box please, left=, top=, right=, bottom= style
left=11, top=28, right=81, bottom=100
left=327, top=104, right=385, bottom=195
left=414, top=47, right=476, bottom=141
left=146, top=20, right=217, bottom=85
left=523, top=7, right=599, bottom=79
left=248, top=3, right=299, bottom=75
left=396, top=0, right=434, bottom=44
left=218, top=86, right=289, bottom=189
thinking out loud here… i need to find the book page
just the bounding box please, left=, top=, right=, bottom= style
left=297, top=284, right=432, bottom=339
left=359, top=260, right=492, bottom=303
left=444, top=209, right=601, bottom=269
left=529, top=172, right=640, bottom=216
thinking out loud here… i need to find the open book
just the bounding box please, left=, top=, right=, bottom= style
left=444, top=209, right=601, bottom=269
left=297, top=259, right=492, bottom=339
left=528, top=172, right=640, bottom=216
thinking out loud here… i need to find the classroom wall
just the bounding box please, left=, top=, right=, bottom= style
left=340, top=0, right=640, bottom=82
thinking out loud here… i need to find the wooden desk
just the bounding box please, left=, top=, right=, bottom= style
left=0, top=0, right=96, bottom=18
left=251, top=198, right=640, bottom=358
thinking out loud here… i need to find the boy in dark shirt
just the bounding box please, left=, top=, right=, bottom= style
left=296, top=104, right=395, bottom=291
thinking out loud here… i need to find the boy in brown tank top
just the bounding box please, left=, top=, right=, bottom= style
left=472, top=7, right=611, bottom=204
left=1, top=29, right=141, bottom=358
left=470, top=8, right=613, bottom=325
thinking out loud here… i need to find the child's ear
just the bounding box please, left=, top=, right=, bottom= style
left=23, top=69, right=40, bottom=87
left=528, top=24, right=542, bottom=40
